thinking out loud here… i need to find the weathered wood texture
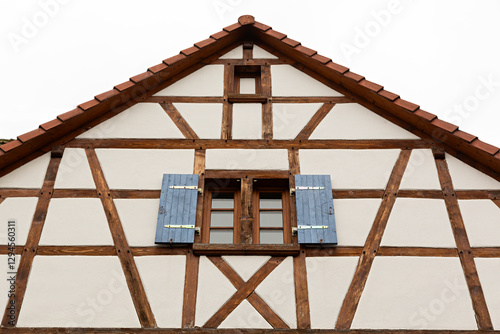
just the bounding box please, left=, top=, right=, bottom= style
left=182, top=250, right=200, bottom=328
left=293, top=250, right=311, bottom=329
left=85, top=148, right=156, bottom=328
left=192, top=244, right=300, bottom=256
left=222, top=64, right=234, bottom=139
left=261, top=65, right=272, bottom=139
left=240, top=177, right=254, bottom=244
left=161, top=103, right=199, bottom=139
left=335, top=149, right=411, bottom=329
left=295, top=103, right=335, bottom=141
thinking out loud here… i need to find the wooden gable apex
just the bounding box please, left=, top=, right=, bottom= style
left=1, top=14, right=500, bottom=183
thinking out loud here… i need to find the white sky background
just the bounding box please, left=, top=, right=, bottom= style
left=1, top=0, right=500, bottom=147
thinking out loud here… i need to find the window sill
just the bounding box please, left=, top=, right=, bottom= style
left=227, top=94, right=268, bottom=103
left=192, top=243, right=300, bottom=256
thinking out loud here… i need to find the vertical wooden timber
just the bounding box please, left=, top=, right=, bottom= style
left=261, top=64, right=272, bottom=140
left=160, top=103, right=199, bottom=139
left=240, top=176, right=253, bottom=244
left=1, top=149, right=62, bottom=327
left=242, top=41, right=253, bottom=60
left=194, top=149, right=206, bottom=244
left=435, top=155, right=493, bottom=330
left=222, top=64, right=234, bottom=140
left=295, top=103, right=335, bottom=141
left=336, top=149, right=411, bottom=329
left=85, top=148, right=156, bottom=328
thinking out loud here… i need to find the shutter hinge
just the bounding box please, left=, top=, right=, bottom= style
left=169, top=185, right=203, bottom=196
left=292, top=225, right=329, bottom=235
left=164, top=225, right=200, bottom=235
left=296, top=186, right=325, bottom=190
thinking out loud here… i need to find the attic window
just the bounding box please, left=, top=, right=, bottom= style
left=227, top=65, right=267, bottom=103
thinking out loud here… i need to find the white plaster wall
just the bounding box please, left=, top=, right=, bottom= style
left=446, top=153, right=500, bottom=190
left=381, top=198, right=456, bottom=247
left=153, top=65, right=224, bottom=96
left=0, top=255, right=20, bottom=313
left=271, top=65, right=343, bottom=97
left=135, top=255, right=186, bottom=328
left=352, top=257, right=476, bottom=329
left=272, top=103, right=321, bottom=140
left=0, top=197, right=37, bottom=246
left=475, top=258, right=500, bottom=329
left=0, top=153, right=50, bottom=189
left=400, top=149, right=441, bottom=190
left=77, top=103, right=184, bottom=139
left=206, top=149, right=288, bottom=170
left=222, top=256, right=271, bottom=281
left=95, top=149, right=194, bottom=190
left=254, top=256, right=296, bottom=328
left=174, top=103, right=222, bottom=139
left=40, top=198, right=113, bottom=245
left=219, top=45, right=243, bottom=59
left=232, top=104, right=262, bottom=139
left=299, top=149, right=401, bottom=189
left=114, top=199, right=160, bottom=247
left=459, top=200, right=500, bottom=247
left=54, top=148, right=95, bottom=189
left=18, top=256, right=140, bottom=327
left=309, top=103, right=419, bottom=140
left=334, top=199, right=381, bottom=246
left=195, top=256, right=237, bottom=326
left=253, top=45, right=278, bottom=59
left=306, top=257, right=359, bottom=328
left=219, top=299, right=272, bottom=328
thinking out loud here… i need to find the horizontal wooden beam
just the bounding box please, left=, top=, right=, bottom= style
left=66, top=139, right=431, bottom=150
left=36, top=246, right=116, bottom=256
left=228, top=93, right=268, bottom=103
left=193, top=244, right=300, bottom=256
left=143, top=96, right=224, bottom=103
left=205, top=169, right=289, bottom=179
left=0, top=189, right=40, bottom=197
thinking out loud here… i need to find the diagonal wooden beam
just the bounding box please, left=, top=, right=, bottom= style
left=86, top=148, right=156, bottom=328
left=294, top=103, right=335, bottom=141
left=207, top=256, right=289, bottom=329
left=1, top=150, right=62, bottom=327
left=336, top=149, right=411, bottom=329
left=203, top=257, right=285, bottom=328
left=160, top=102, right=199, bottom=139
left=435, top=157, right=493, bottom=330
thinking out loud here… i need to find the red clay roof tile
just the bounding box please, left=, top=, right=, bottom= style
left=115, top=81, right=134, bottom=92
left=311, top=54, right=332, bottom=64
left=431, top=118, right=459, bottom=133
left=471, top=139, right=500, bottom=155
left=295, top=45, right=317, bottom=57
left=238, top=15, right=255, bottom=25
left=414, top=109, right=437, bottom=122
left=40, top=119, right=63, bottom=131
left=181, top=46, right=199, bottom=56
left=95, top=89, right=119, bottom=102
left=454, top=130, right=477, bottom=143
left=326, top=62, right=349, bottom=74
left=344, top=71, right=365, bottom=82
left=18, top=128, right=45, bottom=143
left=57, top=108, right=83, bottom=122
left=130, top=71, right=153, bottom=83
left=163, top=53, right=187, bottom=65
left=265, top=29, right=286, bottom=40
left=253, top=21, right=271, bottom=31
left=394, top=98, right=419, bottom=112
left=282, top=38, right=301, bottom=47
left=211, top=30, right=229, bottom=40
left=194, top=38, right=216, bottom=49
left=223, top=22, right=241, bottom=32
left=0, top=140, right=21, bottom=153
left=359, top=79, right=383, bottom=93
left=378, top=89, right=399, bottom=101
left=78, top=99, right=99, bottom=111
left=148, top=63, right=168, bottom=74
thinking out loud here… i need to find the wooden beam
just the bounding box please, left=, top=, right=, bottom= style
left=203, top=257, right=285, bottom=328
left=36, top=246, right=116, bottom=256
left=222, top=64, right=234, bottom=140
left=0, top=189, right=40, bottom=197
left=397, top=190, right=443, bottom=199
left=272, top=96, right=353, bottom=103
left=435, top=157, right=493, bottom=330
left=332, top=190, right=384, bottom=199
left=227, top=94, right=268, bottom=103
left=1, top=152, right=62, bottom=327
left=194, top=149, right=206, bottom=244
left=293, top=250, right=311, bottom=329
left=471, top=247, right=500, bottom=258
left=67, top=139, right=431, bottom=150
left=209, top=58, right=287, bottom=65
left=85, top=148, right=156, bottom=328
left=52, top=189, right=97, bottom=198
left=207, top=257, right=289, bottom=329
left=295, top=103, right=335, bottom=141
left=192, top=244, right=300, bottom=256
left=143, top=96, right=224, bottom=103
left=377, top=247, right=457, bottom=257
left=458, top=190, right=500, bottom=199
left=205, top=170, right=289, bottom=179
left=261, top=64, right=272, bottom=140
left=161, top=103, right=199, bottom=139
left=182, top=249, right=200, bottom=328
left=336, top=149, right=411, bottom=330
left=112, top=190, right=161, bottom=199
left=240, top=177, right=254, bottom=244
left=305, top=247, right=363, bottom=257
left=131, top=247, right=188, bottom=256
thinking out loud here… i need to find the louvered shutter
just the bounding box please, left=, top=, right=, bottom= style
left=294, top=175, right=337, bottom=245
left=155, top=174, right=199, bottom=244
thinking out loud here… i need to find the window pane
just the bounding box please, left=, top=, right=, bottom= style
left=210, top=230, right=233, bottom=244
left=240, top=78, right=256, bottom=94
left=260, top=211, right=283, bottom=228
left=212, top=193, right=234, bottom=209
left=260, top=230, right=283, bottom=244
left=259, top=193, right=282, bottom=209
left=211, top=212, right=234, bottom=227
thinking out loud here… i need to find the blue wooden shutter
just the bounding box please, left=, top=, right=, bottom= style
left=295, top=175, right=337, bottom=245
left=155, top=174, right=199, bottom=244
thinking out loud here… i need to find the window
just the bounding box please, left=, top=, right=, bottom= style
left=234, top=65, right=261, bottom=95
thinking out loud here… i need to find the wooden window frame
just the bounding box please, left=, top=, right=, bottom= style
left=252, top=188, right=291, bottom=244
